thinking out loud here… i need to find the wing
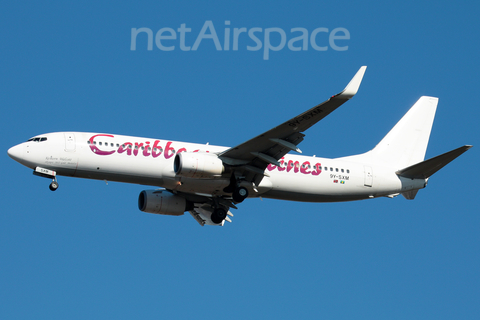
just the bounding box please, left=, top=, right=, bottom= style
left=218, top=66, right=367, bottom=186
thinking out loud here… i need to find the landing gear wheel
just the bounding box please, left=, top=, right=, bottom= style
left=232, top=187, right=248, bottom=203
left=49, top=181, right=59, bottom=191
left=211, top=208, right=227, bottom=224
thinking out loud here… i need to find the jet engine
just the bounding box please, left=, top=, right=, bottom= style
left=138, top=190, right=189, bottom=216
left=174, top=152, right=224, bottom=179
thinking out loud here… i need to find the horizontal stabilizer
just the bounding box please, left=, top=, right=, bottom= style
left=396, top=145, right=472, bottom=179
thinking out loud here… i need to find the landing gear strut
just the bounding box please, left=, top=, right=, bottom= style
left=33, top=167, right=59, bottom=191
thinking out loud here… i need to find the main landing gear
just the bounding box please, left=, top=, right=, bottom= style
left=232, top=186, right=248, bottom=203
left=211, top=207, right=228, bottom=224
left=224, top=174, right=249, bottom=203
left=209, top=196, right=236, bottom=225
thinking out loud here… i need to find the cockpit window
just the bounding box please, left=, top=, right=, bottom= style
left=27, top=137, right=47, bottom=142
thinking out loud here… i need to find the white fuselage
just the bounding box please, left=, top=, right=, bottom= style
left=8, top=132, right=426, bottom=202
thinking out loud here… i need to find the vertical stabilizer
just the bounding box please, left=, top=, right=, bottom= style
left=370, top=96, right=438, bottom=169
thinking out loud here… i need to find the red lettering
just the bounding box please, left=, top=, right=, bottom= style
left=118, top=142, right=133, bottom=155
left=311, top=163, right=322, bottom=175
left=267, top=164, right=277, bottom=171
left=300, top=161, right=311, bottom=174
left=143, top=141, right=151, bottom=157
left=152, top=140, right=163, bottom=158
left=177, top=148, right=187, bottom=154
left=133, top=142, right=144, bottom=156
left=164, top=141, right=175, bottom=159
left=278, top=158, right=286, bottom=171
left=89, top=134, right=115, bottom=156
left=286, top=160, right=300, bottom=173
left=268, top=158, right=286, bottom=172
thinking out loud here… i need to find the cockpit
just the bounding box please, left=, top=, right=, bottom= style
left=27, top=137, right=47, bottom=142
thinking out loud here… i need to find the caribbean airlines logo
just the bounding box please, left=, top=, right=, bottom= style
left=89, top=134, right=322, bottom=177
left=267, top=158, right=322, bottom=176
left=88, top=134, right=188, bottom=159
left=130, top=20, right=350, bottom=60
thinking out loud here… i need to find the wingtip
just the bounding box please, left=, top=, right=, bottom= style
left=338, top=66, right=367, bottom=99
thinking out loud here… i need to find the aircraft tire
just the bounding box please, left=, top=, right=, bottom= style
left=232, top=187, right=248, bottom=203
left=211, top=208, right=227, bottom=224
left=49, top=181, right=58, bottom=191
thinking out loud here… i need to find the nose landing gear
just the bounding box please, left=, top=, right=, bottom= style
left=49, top=180, right=59, bottom=191
left=33, top=167, right=59, bottom=191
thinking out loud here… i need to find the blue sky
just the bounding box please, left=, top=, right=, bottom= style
left=1, top=1, right=479, bottom=319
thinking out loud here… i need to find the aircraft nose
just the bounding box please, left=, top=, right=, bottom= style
left=7, top=144, right=24, bottom=162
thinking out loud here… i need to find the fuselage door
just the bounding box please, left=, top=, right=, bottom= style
left=64, top=133, right=76, bottom=152
left=364, top=165, right=373, bottom=187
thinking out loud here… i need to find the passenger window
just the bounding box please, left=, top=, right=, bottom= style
left=99, top=142, right=102, bottom=146
left=341, top=169, right=344, bottom=173
left=330, top=168, right=333, bottom=171
left=347, top=169, right=350, bottom=173
left=336, top=168, right=338, bottom=172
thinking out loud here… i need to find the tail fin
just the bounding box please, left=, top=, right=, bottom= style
left=370, top=96, right=438, bottom=169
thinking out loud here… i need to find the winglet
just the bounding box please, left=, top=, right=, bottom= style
left=337, top=66, right=367, bottom=99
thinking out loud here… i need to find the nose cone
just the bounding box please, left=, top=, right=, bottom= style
left=7, top=144, right=23, bottom=162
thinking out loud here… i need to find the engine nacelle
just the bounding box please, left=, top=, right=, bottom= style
left=174, top=152, right=224, bottom=179
left=138, top=190, right=187, bottom=216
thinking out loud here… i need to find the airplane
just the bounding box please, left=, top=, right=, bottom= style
left=7, top=66, right=472, bottom=226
